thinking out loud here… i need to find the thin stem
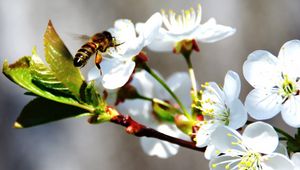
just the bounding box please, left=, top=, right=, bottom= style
left=137, top=94, right=182, bottom=114
left=142, top=64, right=191, bottom=119
left=183, top=53, right=197, bottom=97
left=110, top=114, right=205, bottom=152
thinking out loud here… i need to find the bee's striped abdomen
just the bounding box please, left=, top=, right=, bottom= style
left=74, top=41, right=98, bottom=67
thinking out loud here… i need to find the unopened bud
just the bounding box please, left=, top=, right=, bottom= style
left=133, top=51, right=149, bottom=68
left=174, top=114, right=194, bottom=135
left=115, top=84, right=139, bottom=105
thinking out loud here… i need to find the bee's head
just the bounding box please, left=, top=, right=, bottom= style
left=73, top=54, right=86, bottom=67
left=102, top=31, right=113, bottom=41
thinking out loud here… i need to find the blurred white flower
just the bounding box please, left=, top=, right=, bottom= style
left=195, top=71, right=247, bottom=148
left=209, top=122, right=294, bottom=170
left=88, top=12, right=162, bottom=89
left=117, top=70, right=191, bottom=158
left=136, top=5, right=236, bottom=53
left=243, top=40, right=300, bottom=127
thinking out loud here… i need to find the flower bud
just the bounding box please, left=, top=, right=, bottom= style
left=173, top=39, right=200, bottom=55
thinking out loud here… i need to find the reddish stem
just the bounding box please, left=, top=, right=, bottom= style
left=110, top=114, right=205, bottom=152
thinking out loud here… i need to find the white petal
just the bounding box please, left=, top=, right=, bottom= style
left=243, top=50, right=281, bottom=89
left=274, top=143, right=288, bottom=157
left=87, top=66, right=101, bottom=81
left=102, top=59, right=135, bottom=89
left=140, top=137, right=179, bottom=158
left=140, top=12, right=162, bottom=46
left=131, top=70, right=158, bottom=98
left=205, top=144, right=219, bottom=160
left=117, top=99, right=154, bottom=126
left=278, top=40, right=300, bottom=78
left=245, top=89, right=282, bottom=120
left=121, top=36, right=145, bottom=59
left=196, top=123, right=218, bottom=148
left=242, top=121, right=278, bottom=154
left=211, top=126, right=245, bottom=154
left=205, top=82, right=226, bottom=103
left=228, top=99, right=247, bottom=129
left=209, top=155, right=239, bottom=170
left=291, top=153, right=300, bottom=169
left=140, top=124, right=181, bottom=158
left=261, top=153, right=295, bottom=170
left=112, top=19, right=136, bottom=42
left=223, top=70, right=241, bottom=104
left=281, top=96, right=300, bottom=127
left=194, top=18, right=236, bottom=43
left=165, top=72, right=192, bottom=108
left=147, top=36, right=175, bottom=52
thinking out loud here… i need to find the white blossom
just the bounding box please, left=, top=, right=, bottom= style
left=195, top=71, right=247, bottom=148
left=88, top=13, right=162, bottom=89
left=243, top=40, right=300, bottom=127
left=136, top=5, right=236, bottom=52
left=209, top=122, right=294, bottom=170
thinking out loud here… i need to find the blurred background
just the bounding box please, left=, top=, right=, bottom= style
left=1, top=0, right=300, bottom=169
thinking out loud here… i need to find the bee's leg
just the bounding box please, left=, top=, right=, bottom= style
left=95, top=51, right=103, bottom=75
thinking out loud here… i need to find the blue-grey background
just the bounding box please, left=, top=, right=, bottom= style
left=1, top=0, right=300, bottom=169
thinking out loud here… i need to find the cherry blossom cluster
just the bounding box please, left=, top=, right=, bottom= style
left=84, top=4, right=300, bottom=170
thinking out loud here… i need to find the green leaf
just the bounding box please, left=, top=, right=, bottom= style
left=44, top=20, right=84, bottom=98
left=83, top=81, right=102, bottom=107
left=15, top=97, right=88, bottom=128
left=2, top=50, right=93, bottom=112
left=152, top=101, right=175, bottom=122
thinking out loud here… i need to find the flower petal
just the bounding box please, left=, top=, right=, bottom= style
left=281, top=96, right=300, bottom=127
left=111, top=19, right=136, bottom=43
left=274, top=143, right=288, bottom=157
left=245, top=89, right=282, bottom=120
left=87, top=66, right=101, bottom=81
left=278, top=40, right=300, bottom=78
left=140, top=124, right=180, bottom=158
left=228, top=99, right=247, bottom=129
left=291, top=152, right=300, bottom=169
left=102, top=59, right=135, bottom=89
left=196, top=123, right=218, bottom=148
left=165, top=72, right=192, bottom=108
left=194, top=18, right=236, bottom=43
left=147, top=36, right=175, bottom=52
left=131, top=70, right=158, bottom=98
left=243, top=50, right=281, bottom=89
left=117, top=99, right=155, bottom=126
left=242, top=121, right=278, bottom=154
left=211, top=126, right=245, bottom=154
left=261, top=153, right=295, bottom=170
left=223, top=70, right=241, bottom=104
left=140, top=12, right=162, bottom=46
left=205, top=144, right=219, bottom=160
left=140, top=137, right=179, bottom=159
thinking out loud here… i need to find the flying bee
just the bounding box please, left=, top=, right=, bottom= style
left=73, top=31, right=122, bottom=74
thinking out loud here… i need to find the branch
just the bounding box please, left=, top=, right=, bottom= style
left=110, top=114, right=205, bottom=152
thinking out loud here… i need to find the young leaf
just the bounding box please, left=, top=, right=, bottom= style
left=2, top=51, right=93, bottom=112
left=15, top=97, right=88, bottom=128
left=44, top=20, right=84, bottom=98
left=83, top=81, right=102, bottom=107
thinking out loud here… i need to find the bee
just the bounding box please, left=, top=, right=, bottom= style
left=73, top=31, right=122, bottom=74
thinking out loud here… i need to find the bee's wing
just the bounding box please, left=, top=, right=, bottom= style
left=69, top=33, right=91, bottom=42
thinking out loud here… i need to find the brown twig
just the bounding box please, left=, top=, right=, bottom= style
left=110, top=114, right=205, bottom=152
